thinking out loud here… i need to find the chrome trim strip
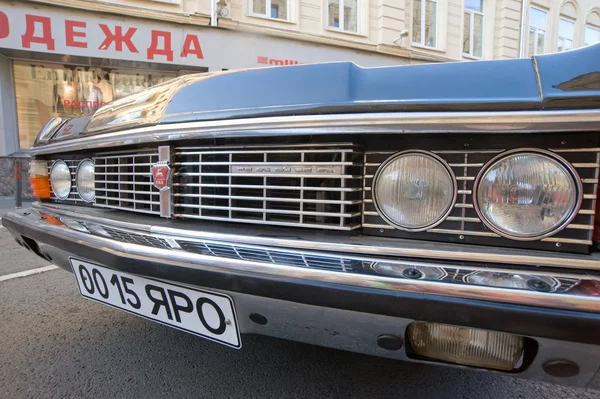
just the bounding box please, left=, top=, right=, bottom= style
left=30, top=203, right=600, bottom=270
left=5, top=209, right=600, bottom=312
left=31, top=109, right=600, bottom=156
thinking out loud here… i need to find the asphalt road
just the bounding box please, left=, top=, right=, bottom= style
left=1, top=222, right=599, bottom=399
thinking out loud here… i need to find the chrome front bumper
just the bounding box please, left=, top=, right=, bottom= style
left=4, top=203, right=600, bottom=310
left=4, top=203, right=600, bottom=387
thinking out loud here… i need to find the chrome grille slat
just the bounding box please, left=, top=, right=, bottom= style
left=173, top=144, right=363, bottom=230
left=363, top=147, right=599, bottom=247
left=94, top=152, right=161, bottom=215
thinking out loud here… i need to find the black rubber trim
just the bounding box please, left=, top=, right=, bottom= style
left=4, top=215, right=600, bottom=346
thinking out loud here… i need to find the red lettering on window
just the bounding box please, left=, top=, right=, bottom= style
left=0, top=12, right=9, bottom=39
left=180, top=34, right=204, bottom=59
left=21, top=15, right=55, bottom=50
left=65, top=20, right=87, bottom=48
left=98, top=24, right=138, bottom=52
left=147, top=30, right=173, bottom=62
left=63, top=100, right=71, bottom=106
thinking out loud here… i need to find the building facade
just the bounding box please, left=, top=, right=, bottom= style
left=0, top=0, right=598, bottom=196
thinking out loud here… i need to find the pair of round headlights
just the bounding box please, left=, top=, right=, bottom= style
left=50, top=159, right=95, bottom=202
left=372, top=149, right=581, bottom=240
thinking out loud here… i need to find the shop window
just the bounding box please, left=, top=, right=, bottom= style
left=557, top=17, right=575, bottom=52
left=463, top=0, right=484, bottom=58
left=251, top=0, right=288, bottom=20
left=13, top=62, right=176, bottom=149
left=327, top=0, right=358, bottom=33
left=528, top=6, right=547, bottom=56
left=413, top=0, right=438, bottom=48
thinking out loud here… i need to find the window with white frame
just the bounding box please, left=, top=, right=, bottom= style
left=557, top=17, right=575, bottom=52
left=251, top=0, right=288, bottom=20
left=413, top=0, right=438, bottom=48
left=585, top=25, right=600, bottom=46
left=463, top=0, right=484, bottom=58
left=528, top=7, right=547, bottom=56
left=327, top=0, right=358, bottom=33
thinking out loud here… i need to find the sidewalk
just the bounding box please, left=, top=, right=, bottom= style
left=0, top=196, right=33, bottom=218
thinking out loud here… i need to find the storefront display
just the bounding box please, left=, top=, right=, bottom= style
left=13, top=61, right=177, bottom=149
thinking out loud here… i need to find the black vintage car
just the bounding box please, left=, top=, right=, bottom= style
left=4, top=43, right=600, bottom=388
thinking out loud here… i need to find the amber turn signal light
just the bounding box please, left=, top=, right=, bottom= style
left=29, top=160, right=51, bottom=200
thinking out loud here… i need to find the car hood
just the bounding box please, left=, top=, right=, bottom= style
left=45, top=43, right=600, bottom=143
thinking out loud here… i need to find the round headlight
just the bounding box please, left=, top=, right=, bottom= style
left=373, top=151, right=456, bottom=231
left=50, top=160, right=72, bottom=200
left=76, top=159, right=95, bottom=202
left=474, top=149, right=581, bottom=240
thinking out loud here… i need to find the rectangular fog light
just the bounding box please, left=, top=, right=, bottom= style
left=407, top=321, right=524, bottom=371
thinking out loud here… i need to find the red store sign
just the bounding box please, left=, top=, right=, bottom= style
left=0, top=2, right=404, bottom=69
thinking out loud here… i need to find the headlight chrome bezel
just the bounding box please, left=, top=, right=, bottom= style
left=372, top=150, right=457, bottom=232
left=75, top=158, right=96, bottom=203
left=473, top=148, right=583, bottom=241
left=49, top=160, right=72, bottom=200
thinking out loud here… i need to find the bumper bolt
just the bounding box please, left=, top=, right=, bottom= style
left=402, top=268, right=423, bottom=279
left=526, top=279, right=552, bottom=292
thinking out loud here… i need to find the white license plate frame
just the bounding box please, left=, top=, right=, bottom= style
left=70, top=258, right=241, bottom=349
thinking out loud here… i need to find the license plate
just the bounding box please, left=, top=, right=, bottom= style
left=70, top=258, right=241, bottom=348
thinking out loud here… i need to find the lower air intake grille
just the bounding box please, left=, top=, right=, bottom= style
left=173, top=144, right=363, bottom=230
left=100, top=226, right=170, bottom=249
left=177, top=240, right=363, bottom=272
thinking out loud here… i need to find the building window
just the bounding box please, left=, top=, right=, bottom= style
left=413, top=0, right=437, bottom=48
left=463, top=0, right=484, bottom=58
left=327, top=0, right=358, bottom=33
left=585, top=25, right=600, bottom=46
left=528, top=7, right=547, bottom=56
left=557, top=17, right=575, bottom=52
left=251, top=0, right=288, bottom=20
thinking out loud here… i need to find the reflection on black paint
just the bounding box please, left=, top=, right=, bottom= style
left=553, top=72, right=600, bottom=92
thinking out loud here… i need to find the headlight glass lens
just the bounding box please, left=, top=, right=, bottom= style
left=50, top=160, right=71, bottom=200
left=374, top=152, right=455, bottom=230
left=76, top=159, right=95, bottom=202
left=476, top=152, right=579, bottom=239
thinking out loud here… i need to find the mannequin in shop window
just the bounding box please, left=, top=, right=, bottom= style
left=94, top=74, right=113, bottom=104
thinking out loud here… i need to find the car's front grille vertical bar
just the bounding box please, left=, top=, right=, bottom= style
left=158, top=145, right=172, bottom=218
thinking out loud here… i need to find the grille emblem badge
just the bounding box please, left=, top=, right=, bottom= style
left=151, top=161, right=172, bottom=191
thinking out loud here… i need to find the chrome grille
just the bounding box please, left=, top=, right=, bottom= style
left=363, top=148, right=599, bottom=247
left=94, top=152, right=161, bottom=215
left=47, top=159, right=84, bottom=202
left=173, top=144, right=363, bottom=230
left=177, top=240, right=363, bottom=272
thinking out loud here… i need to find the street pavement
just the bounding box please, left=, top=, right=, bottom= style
left=1, top=208, right=599, bottom=398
